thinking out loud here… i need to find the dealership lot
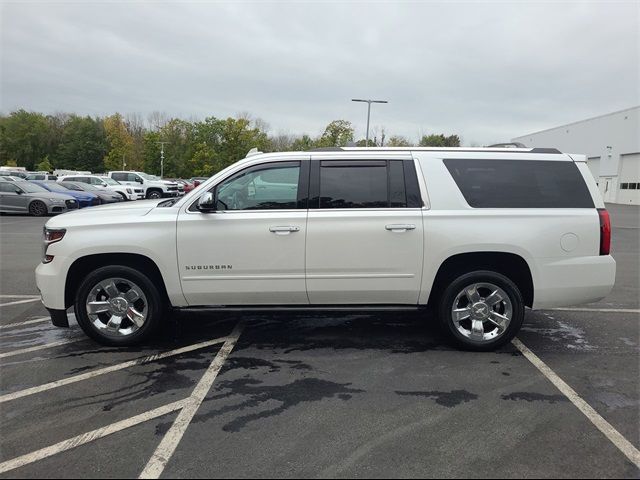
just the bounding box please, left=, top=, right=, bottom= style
left=0, top=205, right=638, bottom=478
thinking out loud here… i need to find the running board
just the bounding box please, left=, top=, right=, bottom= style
left=174, top=304, right=424, bottom=313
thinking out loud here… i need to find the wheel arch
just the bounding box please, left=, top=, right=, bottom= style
left=65, top=253, right=170, bottom=309
left=426, top=251, right=534, bottom=308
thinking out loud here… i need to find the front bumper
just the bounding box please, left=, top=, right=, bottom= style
left=36, top=260, right=67, bottom=310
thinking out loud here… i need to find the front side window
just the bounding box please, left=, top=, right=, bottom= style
left=214, top=162, right=300, bottom=210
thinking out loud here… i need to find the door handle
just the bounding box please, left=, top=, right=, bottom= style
left=385, top=224, right=416, bottom=232
left=269, top=226, right=300, bottom=235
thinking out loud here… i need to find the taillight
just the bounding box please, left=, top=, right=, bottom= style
left=597, top=208, right=611, bottom=255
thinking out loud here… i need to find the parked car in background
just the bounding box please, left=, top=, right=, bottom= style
left=1, top=176, right=26, bottom=182
left=107, top=171, right=180, bottom=199
left=57, top=175, right=142, bottom=201
left=189, top=177, right=208, bottom=187
left=176, top=179, right=196, bottom=194
left=0, top=180, right=78, bottom=216
left=0, top=170, right=29, bottom=179
left=59, top=181, right=123, bottom=204
left=27, top=173, right=58, bottom=181
left=31, top=181, right=100, bottom=208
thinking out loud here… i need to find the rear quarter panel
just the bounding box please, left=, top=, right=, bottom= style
left=414, top=152, right=607, bottom=308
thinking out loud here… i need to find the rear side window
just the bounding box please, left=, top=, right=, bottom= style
left=444, top=159, right=594, bottom=208
left=111, top=173, right=126, bottom=182
left=316, top=160, right=421, bottom=209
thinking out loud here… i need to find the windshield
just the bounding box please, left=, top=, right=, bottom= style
left=19, top=182, right=48, bottom=193
left=38, top=182, right=69, bottom=193
left=101, top=177, right=120, bottom=185
left=138, top=173, right=157, bottom=180
left=74, top=182, right=98, bottom=191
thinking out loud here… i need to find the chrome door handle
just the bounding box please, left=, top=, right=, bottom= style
left=385, top=224, right=416, bottom=232
left=269, top=226, right=300, bottom=235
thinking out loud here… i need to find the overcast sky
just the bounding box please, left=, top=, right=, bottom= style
left=1, top=0, right=638, bottom=145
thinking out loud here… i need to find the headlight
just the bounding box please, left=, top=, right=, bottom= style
left=49, top=198, right=65, bottom=203
left=43, top=227, right=66, bottom=263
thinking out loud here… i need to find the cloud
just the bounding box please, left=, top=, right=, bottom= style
left=1, top=0, right=638, bottom=145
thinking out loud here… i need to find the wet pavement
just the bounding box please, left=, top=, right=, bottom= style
left=0, top=205, right=638, bottom=478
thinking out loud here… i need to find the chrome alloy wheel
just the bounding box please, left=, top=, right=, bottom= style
left=86, top=277, right=148, bottom=337
left=451, top=282, right=513, bottom=343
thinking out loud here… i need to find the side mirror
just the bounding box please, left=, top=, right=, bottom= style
left=196, top=191, right=217, bottom=213
left=15, top=189, right=23, bottom=195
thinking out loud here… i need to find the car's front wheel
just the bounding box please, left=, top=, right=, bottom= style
left=74, top=265, right=164, bottom=346
left=29, top=200, right=48, bottom=216
left=146, top=190, right=162, bottom=199
left=438, top=270, right=524, bottom=351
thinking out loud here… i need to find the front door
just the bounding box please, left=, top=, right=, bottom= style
left=305, top=156, right=424, bottom=304
left=0, top=183, right=27, bottom=213
left=177, top=158, right=309, bottom=306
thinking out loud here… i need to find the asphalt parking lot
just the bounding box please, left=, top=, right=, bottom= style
left=0, top=204, right=638, bottom=478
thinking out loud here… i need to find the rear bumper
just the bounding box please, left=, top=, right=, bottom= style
left=532, top=255, right=616, bottom=309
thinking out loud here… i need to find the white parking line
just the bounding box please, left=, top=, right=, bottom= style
left=0, top=317, right=50, bottom=330
left=547, top=307, right=640, bottom=314
left=512, top=337, right=640, bottom=469
left=0, top=399, right=186, bottom=474
left=0, top=338, right=84, bottom=359
left=0, top=298, right=41, bottom=307
left=0, top=335, right=230, bottom=404
left=140, top=322, right=244, bottom=479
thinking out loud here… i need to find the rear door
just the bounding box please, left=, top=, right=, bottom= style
left=306, top=154, right=424, bottom=304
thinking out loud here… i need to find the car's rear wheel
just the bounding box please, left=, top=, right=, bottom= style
left=438, top=270, right=524, bottom=351
left=74, top=265, right=164, bottom=346
left=28, top=200, right=47, bottom=216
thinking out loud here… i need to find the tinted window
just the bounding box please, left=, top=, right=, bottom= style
left=0, top=182, right=19, bottom=193
left=214, top=162, right=300, bottom=210
left=319, top=161, right=388, bottom=208
left=111, top=173, right=126, bottom=181
left=444, top=159, right=594, bottom=208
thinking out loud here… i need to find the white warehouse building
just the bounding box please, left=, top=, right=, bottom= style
left=512, top=106, right=639, bottom=205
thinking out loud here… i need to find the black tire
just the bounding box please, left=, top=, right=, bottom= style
left=437, top=270, right=524, bottom=351
left=74, top=265, right=165, bottom=346
left=118, top=191, right=128, bottom=201
left=29, top=200, right=48, bottom=216
left=146, top=190, right=162, bottom=199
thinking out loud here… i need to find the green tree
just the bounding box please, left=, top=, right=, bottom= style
left=35, top=155, right=53, bottom=172
left=4, top=159, right=17, bottom=167
left=387, top=135, right=412, bottom=147
left=316, top=120, right=354, bottom=147
left=103, top=113, right=134, bottom=171
left=54, top=116, right=106, bottom=172
left=290, top=134, right=315, bottom=151
left=419, top=133, right=461, bottom=147
left=0, top=110, right=50, bottom=170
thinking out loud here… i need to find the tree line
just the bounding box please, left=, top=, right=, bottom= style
left=0, top=110, right=460, bottom=178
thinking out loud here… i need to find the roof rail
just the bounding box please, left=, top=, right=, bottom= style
left=486, top=142, right=527, bottom=148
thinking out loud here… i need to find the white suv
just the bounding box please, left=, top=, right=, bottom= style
left=57, top=174, right=142, bottom=201
left=107, top=171, right=180, bottom=199
left=36, top=147, right=615, bottom=350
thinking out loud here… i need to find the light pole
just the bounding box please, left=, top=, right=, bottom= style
left=156, top=141, right=170, bottom=178
left=352, top=99, right=388, bottom=146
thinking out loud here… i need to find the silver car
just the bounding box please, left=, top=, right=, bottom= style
left=0, top=180, right=78, bottom=216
